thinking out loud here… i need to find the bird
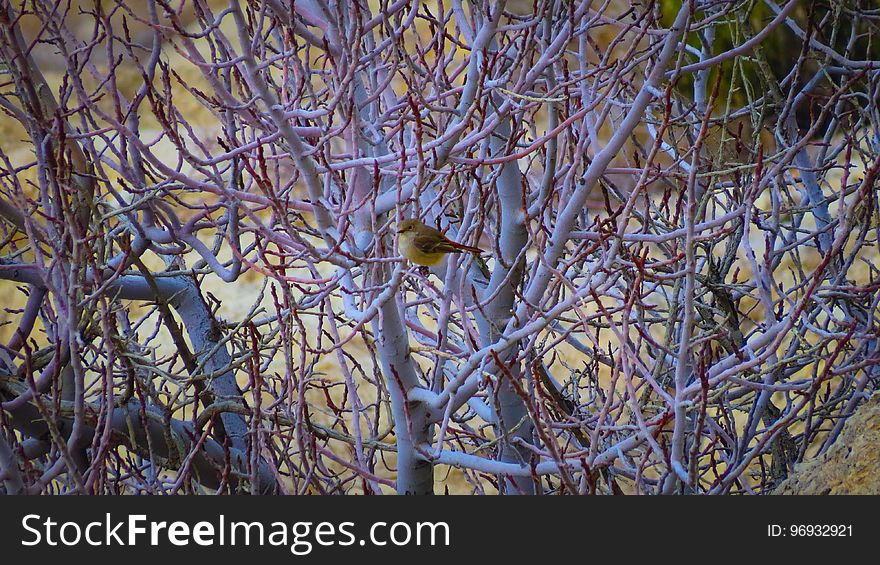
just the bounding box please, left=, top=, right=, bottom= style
left=396, top=219, right=483, bottom=266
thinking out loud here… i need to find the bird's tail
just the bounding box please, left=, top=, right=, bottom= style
left=450, top=241, right=483, bottom=254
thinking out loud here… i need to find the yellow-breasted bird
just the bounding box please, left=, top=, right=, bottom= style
left=397, top=219, right=483, bottom=266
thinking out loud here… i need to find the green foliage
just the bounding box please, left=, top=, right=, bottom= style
left=659, top=0, right=880, bottom=121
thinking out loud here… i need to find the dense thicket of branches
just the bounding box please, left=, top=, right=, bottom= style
left=0, top=0, right=879, bottom=495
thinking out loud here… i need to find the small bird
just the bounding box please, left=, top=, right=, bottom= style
left=397, top=219, right=483, bottom=266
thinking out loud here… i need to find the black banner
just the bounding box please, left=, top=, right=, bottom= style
left=0, top=496, right=873, bottom=561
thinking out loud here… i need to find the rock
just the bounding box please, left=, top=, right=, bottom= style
left=774, top=394, right=880, bottom=495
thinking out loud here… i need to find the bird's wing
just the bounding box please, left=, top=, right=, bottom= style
left=417, top=232, right=482, bottom=254
left=415, top=230, right=461, bottom=254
